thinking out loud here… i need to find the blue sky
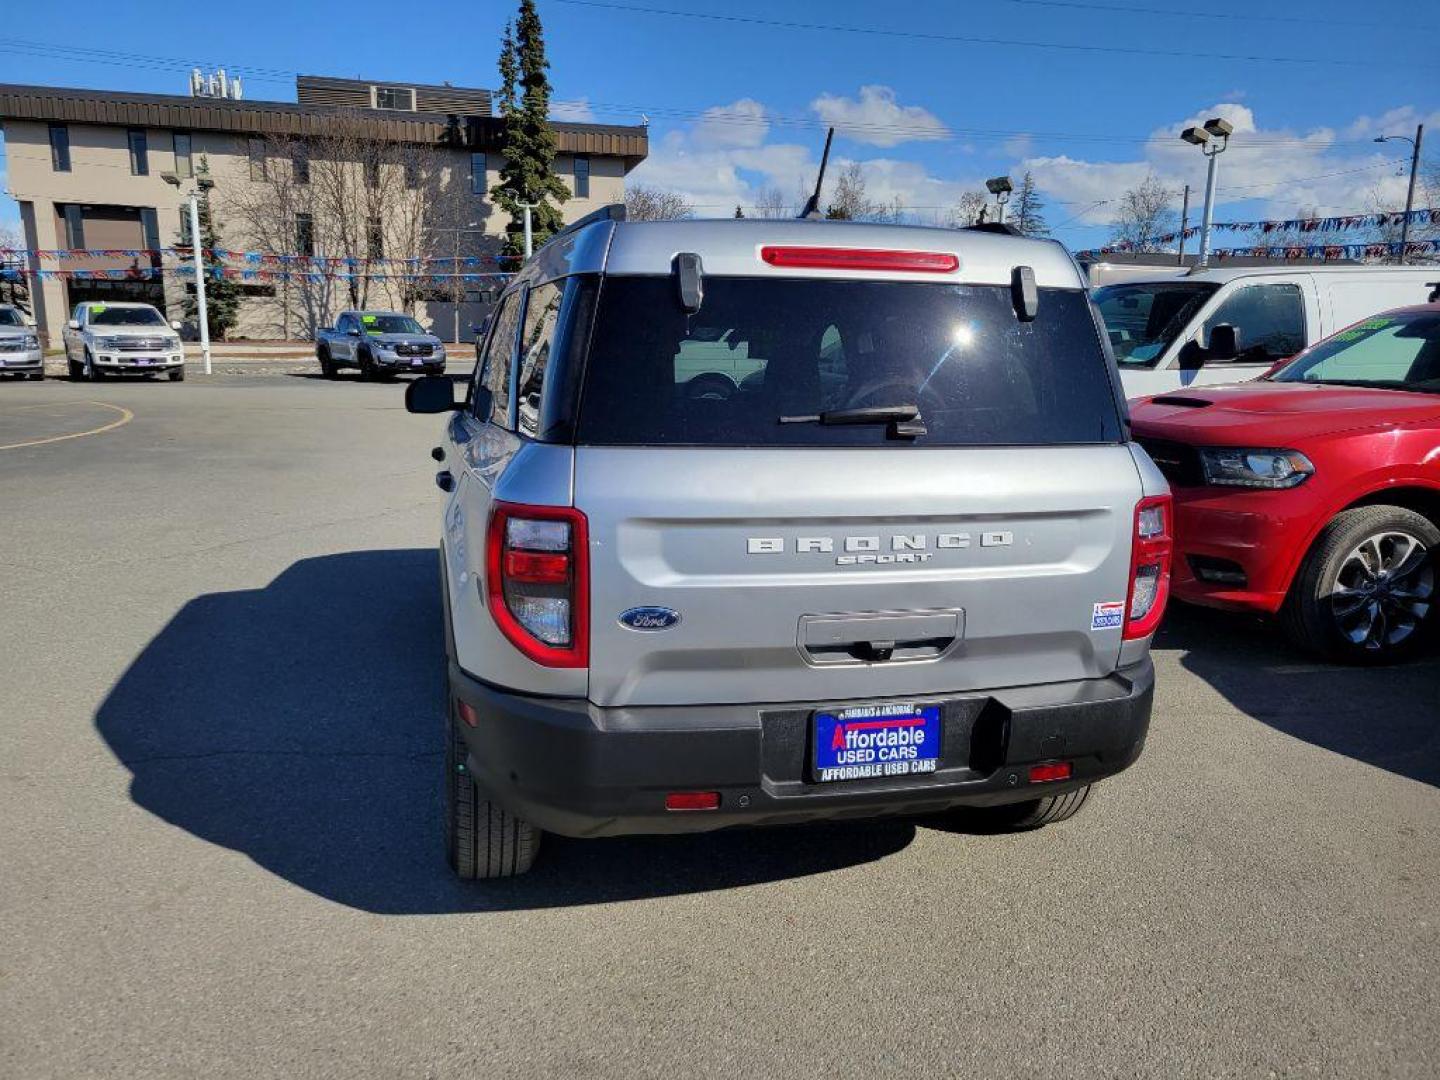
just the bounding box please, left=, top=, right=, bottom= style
left=1, top=0, right=1436, bottom=252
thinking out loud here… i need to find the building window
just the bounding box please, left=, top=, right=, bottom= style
left=404, top=158, right=420, bottom=189
left=49, top=124, right=71, bottom=172
left=128, top=129, right=149, bottom=176
left=573, top=156, right=590, bottom=199
left=173, top=132, right=193, bottom=178
left=471, top=153, right=487, bottom=195
left=295, top=212, right=315, bottom=257
left=292, top=146, right=310, bottom=185
left=140, top=208, right=161, bottom=254
left=248, top=137, right=267, bottom=181
left=178, top=207, right=192, bottom=247
left=62, top=205, right=85, bottom=249
left=368, top=218, right=384, bottom=259
left=364, top=158, right=379, bottom=190
left=373, top=86, right=415, bottom=111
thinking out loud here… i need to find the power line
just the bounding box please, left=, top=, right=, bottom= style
left=0, top=40, right=294, bottom=84
left=997, top=0, right=1426, bottom=30
left=551, top=0, right=1427, bottom=68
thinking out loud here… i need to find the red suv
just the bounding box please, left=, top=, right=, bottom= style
left=1131, top=303, right=1439, bottom=663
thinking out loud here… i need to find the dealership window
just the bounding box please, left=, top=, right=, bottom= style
left=292, top=146, right=310, bottom=185
left=471, top=153, right=487, bottom=195
left=573, top=156, right=590, bottom=198
left=128, top=129, right=149, bottom=176
left=49, top=124, right=71, bottom=172
left=404, top=158, right=420, bottom=189
left=248, top=137, right=267, bottom=181
left=364, top=158, right=380, bottom=190
left=62, top=205, right=85, bottom=249
left=373, top=86, right=415, bottom=111
left=295, top=212, right=315, bottom=257
left=172, top=132, right=193, bottom=178
left=368, top=218, right=384, bottom=259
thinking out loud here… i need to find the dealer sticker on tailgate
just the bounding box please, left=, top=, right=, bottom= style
left=813, top=703, right=941, bottom=782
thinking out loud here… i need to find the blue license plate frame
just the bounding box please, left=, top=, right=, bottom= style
left=812, top=703, right=941, bottom=783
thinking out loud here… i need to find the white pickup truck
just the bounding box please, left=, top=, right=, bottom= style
left=0, top=304, right=43, bottom=380
left=62, top=301, right=186, bottom=381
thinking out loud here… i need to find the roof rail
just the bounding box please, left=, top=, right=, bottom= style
left=964, top=222, right=1023, bottom=237
left=545, top=203, right=627, bottom=248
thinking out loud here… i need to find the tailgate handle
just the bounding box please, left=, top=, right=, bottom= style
left=799, top=611, right=963, bottom=665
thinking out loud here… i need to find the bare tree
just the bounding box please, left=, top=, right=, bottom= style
left=625, top=184, right=694, bottom=221
left=1109, top=174, right=1178, bottom=252
left=825, top=162, right=877, bottom=221
left=754, top=186, right=790, bottom=219
left=947, top=191, right=987, bottom=228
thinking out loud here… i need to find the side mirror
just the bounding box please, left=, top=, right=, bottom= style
left=405, top=375, right=459, bottom=414
left=1208, top=323, right=1240, bottom=362
left=68, top=319, right=80, bottom=330
left=170, top=320, right=183, bottom=331
left=347, top=327, right=361, bottom=337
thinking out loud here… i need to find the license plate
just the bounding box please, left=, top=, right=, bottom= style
left=411, top=359, right=423, bottom=367
left=813, top=703, right=941, bottom=782
left=132, top=358, right=154, bottom=365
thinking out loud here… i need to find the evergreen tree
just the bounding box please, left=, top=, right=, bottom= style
left=1009, top=172, right=1049, bottom=237
left=492, top=2, right=569, bottom=260
left=173, top=157, right=241, bottom=339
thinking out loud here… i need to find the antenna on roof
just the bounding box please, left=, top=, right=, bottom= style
left=798, top=127, right=835, bottom=220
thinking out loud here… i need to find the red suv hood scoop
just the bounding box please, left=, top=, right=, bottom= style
left=1133, top=381, right=1440, bottom=443
left=1148, top=395, right=1213, bottom=409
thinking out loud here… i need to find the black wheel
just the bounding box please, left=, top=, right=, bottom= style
left=444, top=704, right=540, bottom=879
left=68, top=357, right=83, bottom=381
left=684, top=373, right=736, bottom=401
left=359, top=348, right=378, bottom=381
left=318, top=345, right=337, bottom=379
left=1282, top=505, right=1438, bottom=664
left=168, top=368, right=185, bottom=382
left=29, top=372, right=44, bottom=381
left=85, top=351, right=103, bottom=380
left=964, top=786, right=1093, bottom=830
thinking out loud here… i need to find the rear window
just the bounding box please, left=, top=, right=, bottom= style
left=575, top=277, right=1123, bottom=446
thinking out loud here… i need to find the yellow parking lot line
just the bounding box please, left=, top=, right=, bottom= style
left=0, top=400, right=134, bottom=451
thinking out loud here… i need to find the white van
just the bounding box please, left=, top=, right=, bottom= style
left=1095, top=266, right=1439, bottom=398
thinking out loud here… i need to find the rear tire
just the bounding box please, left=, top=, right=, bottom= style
left=444, top=705, right=540, bottom=879
left=971, top=785, right=1092, bottom=830
left=1282, top=505, right=1438, bottom=664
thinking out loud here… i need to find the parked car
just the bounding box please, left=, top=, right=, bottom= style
left=62, top=301, right=185, bottom=381
left=405, top=207, right=1170, bottom=879
left=1132, top=302, right=1440, bottom=664
left=1095, top=266, right=1438, bottom=398
left=0, top=304, right=43, bottom=380
left=316, top=311, right=446, bottom=379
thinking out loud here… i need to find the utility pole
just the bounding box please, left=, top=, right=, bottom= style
left=1177, top=184, right=1190, bottom=266
left=186, top=191, right=212, bottom=376
left=1400, top=124, right=1424, bottom=264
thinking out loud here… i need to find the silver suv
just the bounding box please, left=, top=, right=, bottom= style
left=407, top=209, right=1170, bottom=879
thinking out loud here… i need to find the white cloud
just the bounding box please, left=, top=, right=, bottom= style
left=550, top=98, right=595, bottom=123
left=810, top=86, right=948, bottom=148
left=693, top=98, right=769, bottom=150
left=1002, top=134, right=1034, bottom=160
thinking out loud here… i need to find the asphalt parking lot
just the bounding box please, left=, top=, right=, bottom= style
left=2, top=373, right=1437, bottom=1080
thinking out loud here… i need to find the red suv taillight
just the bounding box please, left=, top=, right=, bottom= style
left=1124, top=494, right=1173, bottom=640
left=485, top=501, right=589, bottom=668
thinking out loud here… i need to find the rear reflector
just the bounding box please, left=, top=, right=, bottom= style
left=665, top=791, right=721, bottom=811
left=456, top=700, right=479, bottom=728
left=1029, top=761, right=1072, bottom=783
left=504, top=549, right=570, bottom=584
left=760, top=246, right=959, bottom=273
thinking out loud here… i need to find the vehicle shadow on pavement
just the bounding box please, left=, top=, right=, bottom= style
left=1160, top=604, right=1440, bottom=789
left=93, top=549, right=914, bottom=915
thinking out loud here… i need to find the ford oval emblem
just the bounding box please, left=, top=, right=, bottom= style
left=618, top=606, right=682, bottom=631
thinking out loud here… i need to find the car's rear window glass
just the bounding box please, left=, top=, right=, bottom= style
left=575, top=277, right=1123, bottom=446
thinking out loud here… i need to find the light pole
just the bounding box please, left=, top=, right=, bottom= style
left=516, top=201, right=537, bottom=259
left=1180, top=117, right=1233, bottom=268
left=1375, top=124, right=1425, bottom=264
left=985, top=176, right=1013, bottom=225
left=162, top=172, right=214, bottom=375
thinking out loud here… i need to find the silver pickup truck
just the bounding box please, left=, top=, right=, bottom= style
left=315, top=310, right=447, bottom=380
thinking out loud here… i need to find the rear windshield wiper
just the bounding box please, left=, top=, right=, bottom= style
left=779, top=404, right=920, bottom=425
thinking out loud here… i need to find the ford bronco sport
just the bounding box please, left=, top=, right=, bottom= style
left=407, top=208, right=1169, bottom=879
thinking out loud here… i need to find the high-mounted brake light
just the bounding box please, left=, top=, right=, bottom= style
left=760, top=246, right=959, bottom=273
left=1123, top=494, right=1173, bottom=640
left=485, top=501, right=589, bottom=668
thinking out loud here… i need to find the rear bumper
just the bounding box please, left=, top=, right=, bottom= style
left=450, top=658, right=1154, bottom=838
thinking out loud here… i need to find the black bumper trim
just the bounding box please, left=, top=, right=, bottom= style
left=449, top=659, right=1154, bottom=838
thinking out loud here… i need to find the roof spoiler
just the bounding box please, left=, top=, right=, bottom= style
left=543, top=203, right=627, bottom=249
left=964, top=222, right=1022, bottom=237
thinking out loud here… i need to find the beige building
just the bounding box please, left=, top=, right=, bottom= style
left=0, top=76, right=648, bottom=346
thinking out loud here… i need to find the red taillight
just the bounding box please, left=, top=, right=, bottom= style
left=485, top=501, right=589, bottom=668
left=1123, top=494, right=1173, bottom=640
left=1029, top=761, right=1072, bottom=783
left=665, top=791, right=720, bottom=811
left=760, top=246, right=959, bottom=274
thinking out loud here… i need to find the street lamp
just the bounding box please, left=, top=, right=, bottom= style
left=1375, top=124, right=1425, bottom=264
left=1180, top=116, right=1233, bottom=268
left=985, top=176, right=1013, bottom=224
left=161, top=171, right=215, bottom=375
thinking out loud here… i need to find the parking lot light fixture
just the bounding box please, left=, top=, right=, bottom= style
left=1375, top=124, right=1425, bottom=264
left=985, top=176, right=1013, bottom=224
left=162, top=172, right=211, bottom=375
left=1181, top=117, right=1232, bottom=268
